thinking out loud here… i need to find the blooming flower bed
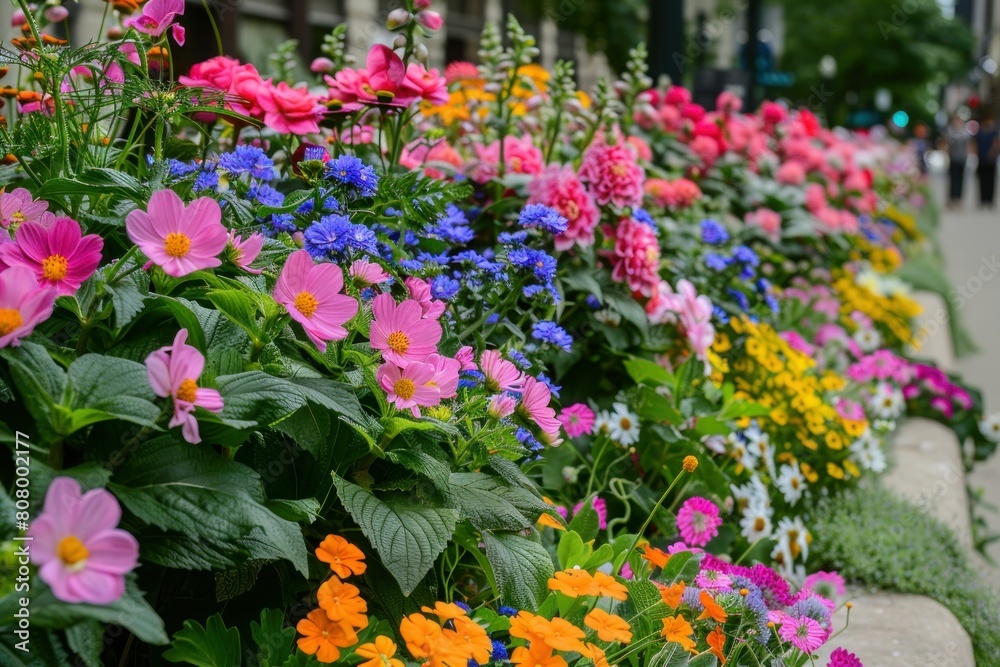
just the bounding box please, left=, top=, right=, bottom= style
left=0, top=2, right=996, bottom=666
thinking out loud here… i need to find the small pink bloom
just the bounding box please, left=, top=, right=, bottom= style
left=377, top=360, right=439, bottom=417
left=469, top=135, right=544, bottom=184
left=803, top=570, right=846, bottom=598
left=27, top=478, right=139, bottom=605
left=488, top=393, right=517, bottom=419
left=404, top=63, right=448, bottom=105
left=688, top=134, right=720, bottom=167
left=609, top=217, right=661, bottom=297
left=0, top=188, right=51, bottom=231
left=572, top=496, right=608, bottom=529
left=827, top=648, right=863, bottom=667
left=760, top=101, right=787, bottom=127
left=370, top=292, right=442, bottom=366
left=745, top=208, right=782, bottom=240
left=404, top=276, right=446, bottom=319
left=527, top=165, right=599, bottom=251
left=517, top=375, right=561, bottom=442
left=348, top=259, right=390, bottom=287
left=0, top=266, right=56, bottom=348
left=579, top=133, right=645, bottom=208
left=365, top=44, right=422, bottom=106
left=834, top=398, right=865, bottom=422
left=415, top=9, right=443, bottom=30
left=778, top=614, right=826, bottom=653
left=45, top=5, right=69, bottom=21
left=676, top=496, right=722, bottom=547
left=776, top=160, right=806, bottom=185
left=124, top=0, right=185, bottom=45
left=0, top=217, right=103, bottom=296
left=145, top=329, right=224, bottom=444
left=455, top=345, right=477, bottom=371
left=425, top=353, right=460, bottom=399
left=694, top=569, right=733, bottom=590
left=558, top=403, right=595, bottom=438
left=665, top=541, right=703, bottom=555
left=480, top=349, right=524, bottom=392
left=645, top=177, right=702, bottom=209
left=227, top=231, right=263, bottom=274
left=310, top=57, right=335, bottom=74
left=273, top=250, right=358, bottom=351
left=647, top=279, right=715, bottom=360
left=780, top=330, right=815, bottom=357
left=716, top=90, right=742, bottom=114
left=257, top=82, right=323, bottom=135
left=126, top=189, right=228, bottom=277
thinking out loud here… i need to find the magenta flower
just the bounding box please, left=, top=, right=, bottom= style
left=369, top=293, right=442, bottom=367
left=404, top=276, right=446, bottom=319
left=676, top=497, right=722, bottom=547
left=827, top=648, right=863, bottom=667
left=124, top=0, right=185, bottom=45
left=609, top=217, right=661, bottom=297
left=454, top=345, right=477, bottom=371
left=517, top=375, right=561, bottom=443
left=377, top=360, right=440, bottom=417
left=488, top=394, right=517, bottom=419
left=348, top=259, right=390, bottom=287
left=227, top=231, right=263, bottom=274
left=257, top=82, right=323, bottom=135
left=145, top=329, right=224, bottom=444
left=0, top=266, right=56, bottom=348
left=527, top=165, right=599, bottom=251
left=27, top=477, right=139, bottom=605
left=578, top=133, right=645, bottom=209
left=365, top=44, right=422, bottom=106
left=694, top=569, right=732, bottom=590
left=558, top=403, right=595, bottom=438
left=777, top=614, right=826, bottom=653
left=0, top=218, right=103, bottom=295
left=480, top=349, right=524, bottom=393
left=273, top=250, right=358, bottom=351
left=126, top=189, right=228, bottom=277
left=572, top=497, right=608, bottom=529
left=0, top=187, right=53, bottom=231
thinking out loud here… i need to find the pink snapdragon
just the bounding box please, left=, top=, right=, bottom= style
left=377, top=360, right=440, bottom=417
left=124, top=0, right=185, bottom=45
left=126, top=189, right=228, bottom=277
left=227, top=231, right=263, bottom=274
left=0, top=217, right=103, bottom=295
left=145, top=329, right=224, bottom=444
left=0, top=266, right=56, bottom=348
left=274, top=250, right=358, bottom=351
left=579, top=133, right=645, bottom=208
left=369, top=293, right=442, bottom=366
left=676, top=496, right=722, bottom=547
left=27, top=478, right=139, bottom=605
left=527, top=165, right=599, bottom=251
left=558, top=403, right=595, bottom=438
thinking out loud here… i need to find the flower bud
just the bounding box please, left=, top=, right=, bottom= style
left=386, top=8, right=411, bottom=29
left=682, top=455, right=699, bottom=473
left=413, top=0, right=431, bottom=9
left=488, top=394, right=516, bottom=419
left=415, top=9, right=443, bottom=31
left=310, top=57, right=335, bottom=73
left=415, top=43, right=428, bottom=64
left=392, top=34, right=408, bottom=49
left=45, top=5, right=69, bottom=22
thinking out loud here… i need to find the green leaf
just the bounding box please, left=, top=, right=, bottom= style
left=65, top=621, right=104, bottom=667
left=205, top=289, right=265, bottom=340
left=215, top=371, right=307, bottom=428
left=265, top=497, right=321, bottom=523
left=635, top=386, right=683, bottom=426
left=284, top=376, right=365, bottom=424
left=482, top=531, right=554, bottom=610
left=386, top=443, right=452, bottom=493
left=273, top=405, right=331, bottom=460
left=250, top=609, right=296, bottom=667
left=0, top=342, right=66, bottom=439
left=105, top=264, right=149, bottom=329
left=65, top=354, right=161, bottom=430
left=162, top=614, right=241, bottom=667
left=332, top=475, right=458, bottom=595
left=31, top=579, right=167, bottom=645
left=624, top=357, right=675, bottom=386
left=449, top=472, right=548, bottom=531
left=557, top=530, right=592, bottom=569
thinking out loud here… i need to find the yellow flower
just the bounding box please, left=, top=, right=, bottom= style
left=824, top=431, right=844, bottom=450
left=827, top=462, right=845, bottom=479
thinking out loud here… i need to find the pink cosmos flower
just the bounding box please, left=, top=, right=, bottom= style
left=469, top=135, right=544, bottom=184
left=273, top=250, right=358, bottom=351
left=827, top=648, right=863, bottom=667
left=425, top=353, right=460, bottom=399
left=578, top=133, right=645, bottom=208
left=348, top=259, right=390, bottom=287
left=124, top=0, right=185, bottom=45
left=480, top=349, right=524, bottom=392
left=647, top=279, right=715, bottom=360
left=517, top=375, right=561, bottom=443
left=404, top=276, right=446, bottom=319
left=488, top=394, right=517, bottom=419
left=676, top=496, right=722, bottom=547
left=377, top=360, right=439, bottom=417
left=0, top=266, right=56, bottom=348
left=834, top=398, right=865, bottom=422
left=227, top=231, right=263, bottom=274
left=558, top=403, right=595, bottom=438
left=369, top=293, right=442, bottom=366
left=609, top=217, right=661, bottom=297
left=527, top=165, right=600, bottom=251
left=777, top=614, right=826, bottom=653
left=745, top=208, right=782, bottom=240
left=126, top=189, right=228, bottom=277
left=27, top=478, right=139, bottom=605
left=0, top=187, right=52, bottom=231
left=257, top=82, right=323, bottom=135
left=0, top=218, right=102, bottom=296
left=145, top=329, right=224, bottom=444
left=400, top=139, right=464, bottom=179
left=803, top=571, right=846, bottom=598
left=454, top=345, right=477, bottom=371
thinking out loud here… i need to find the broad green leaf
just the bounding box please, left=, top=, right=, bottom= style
left=635, top=386, right=683, bottom=425
left=482, top=530, right=554, bottom=610
left=284, top=376, right=365, bottom=423
left=625, top=357, right=675, bottom=386
left=332, top=475, right=458, bottom=595
left=205, top=289, right=265, bottom=340
left=66, top=354, right=161, bottom=430
left=162, top=614, right=241, bottom=667
left=567, top=502, right=600, bottom=541
left=31, top=579, right=168, bottom=645
left=250, top=609, right=296, bottom=667
left=65, top=621, right=103, bottom=667
left=557, top=530, right=592, bottom=569
left=273, top=404, right=331, bottom=460
left=105, top=264, right=149, bottom=329
left=0, top=342, right=66, bottom=439
left=386, top=443, right=452, bottom=493
left=215, top=371, right=307, bottom=427
left=265, top=497, right=321, bottom=524
left=449, top=472, right=548, bottom=531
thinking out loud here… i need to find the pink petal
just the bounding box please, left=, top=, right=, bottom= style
left=73, top=488, right=122, bottom=541
left=85, top=530, right=139, bottom=574
left=64, top=568, right=126, bottom=605
left=145, top=349, right=172, bottom=397
left=274, top=250, right=313, bottom=304
left=146, top=189, right=187, bottom=238
left=171, top=23, right=185, bottom=46
left=194, top=387, right=223, bottom=412
left=13, top=221, right=50, bottom=262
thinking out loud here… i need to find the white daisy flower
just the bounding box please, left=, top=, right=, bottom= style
left=739, top=501, right=773, bottom=542
left=606, top=402, right=640, bottom=446
left=771, top=516, right=809, bottom=566
left=850, top=430, right=887, bottom=472
left=979, top=413, right=1000, bottom=443
left=775, top=463, right=806, bottom=505
left=731, top=474, right=769, bottom=511
left=853, top=327, right=882, bottom=352
left=870, top=383, right=905, bottom=419
left=593, top=410, right=612, bottom=436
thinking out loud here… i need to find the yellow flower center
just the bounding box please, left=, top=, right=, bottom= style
left=563, top=200, right=579, bottom=220
left=294, top=291, right=319, bottom=317
left=612, top=163, right=628, bottom=176
left=393, top=378, right=416, bottom=400
left=41, top=254, right=69, bottom=281
left=176, top=378, right=198, bottom=403
left=619, top=417, right=632, bottom=430
left=754, top=517, right=766, bottom=531
left=0, top=308, right=23, bottom=335
left=164, top=232, right=192, bottom=258
left=387, top=331, right=410, bottom=354
left=57, top=535, right=89, bottom=566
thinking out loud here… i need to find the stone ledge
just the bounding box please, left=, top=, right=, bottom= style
left=907, top=291, right=955, bottom=372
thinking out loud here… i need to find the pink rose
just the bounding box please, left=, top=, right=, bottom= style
left=257, top=82, right=322, bottom=135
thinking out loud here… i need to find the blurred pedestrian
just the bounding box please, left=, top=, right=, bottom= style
left=940, top=115, right=973, bottom=209
left=913, top=123, right=929, bottom=175
left=976, top=113, right=999, bottom=209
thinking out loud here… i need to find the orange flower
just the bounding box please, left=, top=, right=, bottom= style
left=548, top=569, right=600, bottom=598
left=537, top=617, right=588, bottom=654
left=641, top=545, right=670, bottom=569
left=697, top=591, right=727, bottom=623
left=356, top=635, right=404, bottom=667
left=509, top=611, right=547, bottom=644
left=585, top=643, right=612, bottom=667
left=510, top=641, right=568, bottom=667
left=592, top=571, right=628, bottom=601
left=659, top=581, right=686, bottom=608
left=707, top=627, right=727, bottom=665
left=399, top=612, right=443, bottom=659
left=537, top=511, right=567, bottom=530
left=421, top=601, right=469, bottom=620
left=584, top=608, right=632, bottom=643
left=296, top=608, right=357, bottom=663
left=317, top=576, right=368, bottom=629
left=444, top=616, right=492, bottom=664
left=660, top=615, right=697, bottom=653
left=316, top=534, right=367, bottom=578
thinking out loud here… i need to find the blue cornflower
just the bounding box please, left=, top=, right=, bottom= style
left=507, top=248, right=557, bottom=283
left=508, top=350, right=532, bottom=369
left=219, top=145, right=275, bottom=180
left=491, top=641, right=509, bottom=661
left=431, top=275, right=461, bottom=300
left=269, top=213, right=297, bottom=234
left=515, top=427, right=543, bottom=451
left=303, top=214, right=353, bottom=258
left=343, top=224, right=379, bottom=255
left=304, top=145, right=329, bottom=161
left=532, top=321, right=573, bottom=352
left=498, top=230, right=529, bottom=245
left=498, top=606, right=518, bottom=617
left=296, top=199, right=315, bottom=215
left=755, top=278, right=772, bottom=294
left=705, top=252, right=730, bottom=271
left=248, top=183, right=284, bottom=207
left=427, top=205, right=475, bottom=244
left=766, top=295, right=780, bottom=312
left=193, top=170, right=219, bottom=192
left=168, top=159, right=198, bottom=177
left=399, top=258, right=424, bottom=272
left=701, top=219, right=729, bottom=244
left=633, top=207, right=655, bottom=227
left=416, top=251, right=451, bottom=266
left=733, top=244, right=759, bottom=266
left=739, top=265, right=756, bottom=281
left=537, top=372, right=562, bottom=398
left=326, top=155, right=379, bottom=196
left=712, top=305, right=730, bottom=324
left=322, top=196, right=341, bottom=212
left=518, top=203, right=568, bottom=234
left=585, top=294, right=602, bottom=309
left=727, top=288, right=750, bottom=311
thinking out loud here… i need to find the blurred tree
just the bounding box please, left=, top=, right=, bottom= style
left=777, top=0, right=973, bottom=126
left=523, top=0, right=645, bottom=73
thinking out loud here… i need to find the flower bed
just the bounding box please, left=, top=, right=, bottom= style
left=0, top=2, right=996, bottom=666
